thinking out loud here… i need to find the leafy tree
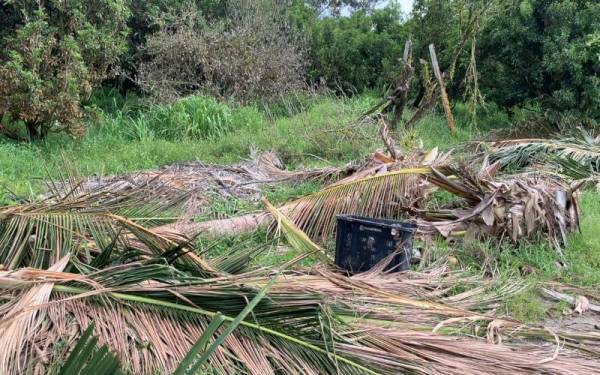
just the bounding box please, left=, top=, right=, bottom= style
left=411, top=0, right=461, bottom=72
left=294, top=2, right=409, bottom=92
left=306, top=0, right=381, bottom=16
left=409, top=0, right=496, bottom=108
left=478, top=0, right=600, bottom=124
left=0, top=0, right=129, bottom=140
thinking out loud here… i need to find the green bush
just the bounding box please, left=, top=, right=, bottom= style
left=478, top=0, right=600, bottom=124
left=0, top=0, right=130, bottom=140
left=289, top=2, right=409, bottom=93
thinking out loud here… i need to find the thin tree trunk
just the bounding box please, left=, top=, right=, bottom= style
left=390, top=40, right=413, bottom=130
left=429, top=44, right=456, bottom=133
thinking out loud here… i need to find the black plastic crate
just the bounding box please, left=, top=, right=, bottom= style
left=334, top=215, right=416, bottom=274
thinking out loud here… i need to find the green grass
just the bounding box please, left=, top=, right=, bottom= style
left=503, top=291, right=548, bottom=323
left=263, top=181, right=323, bottom=206
left=0, top=94, right=381, bottom=200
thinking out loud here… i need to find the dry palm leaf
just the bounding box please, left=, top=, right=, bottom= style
left=0, top=256, right=69, bottom=374
left=0, top=173, right=220, bottom=274
left=285, top=167, right=433, bottom=240
left=3, top=263, right=600, bottom=374
left=282, top=147, right=452, bottom=241
left=418, top=166, right=580, bottom=253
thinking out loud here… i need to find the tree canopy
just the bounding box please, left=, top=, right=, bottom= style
left=1, top=0, right=598, bottom=139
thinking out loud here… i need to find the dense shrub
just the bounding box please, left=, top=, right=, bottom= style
left=478, top=0, right=600, bottom=123
left=291, top=3, right=409, bottom=92
left=119, top=0, right=220, bottom=86
left=0, top=0, right=129, bottom=139
left=137, top=0, right=306, bottom=103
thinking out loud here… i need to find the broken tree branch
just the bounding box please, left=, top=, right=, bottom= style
left=429, top=44, right=456, bottom=133
left=541, top=288, right=600, bottom=313
left=378, top=116, right=398, bottom=160
left=360, top=39, right=413, bottom=130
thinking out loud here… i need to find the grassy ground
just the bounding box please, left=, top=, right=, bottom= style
left=1, top=92, right=598, bottom=322
left=0, top=94, right=377, bottom=199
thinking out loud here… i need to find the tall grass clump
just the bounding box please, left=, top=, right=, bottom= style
left=105, top=96, right=234, bottom=142
left=147, top=96, right=233, bottom=140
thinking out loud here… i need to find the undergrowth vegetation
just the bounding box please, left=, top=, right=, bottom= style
left=0, top=93, right=381, bottom=198
left=2, top=1, right=599, bottom=372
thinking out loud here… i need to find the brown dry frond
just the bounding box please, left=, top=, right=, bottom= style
left=485, top=132, right=600, bottom=179
left=2, top=264, right=600, bottom=374
left=0, top=256, right=68, bottom=374
left=419, top=167, right=580, bottom=253
left=285, top=167, right=432, bottom=240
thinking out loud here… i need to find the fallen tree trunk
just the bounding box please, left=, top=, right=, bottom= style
left=154, top=212, right=272, bottom=238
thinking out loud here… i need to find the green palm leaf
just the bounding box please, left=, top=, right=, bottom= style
left=176, top=276, right=278, bottom=374
left=262, top=197, right=328, bottom=261
left=488, top=133, right=600, bottom=178
left=58, top=323, right=121, bottom=375
left=173, top=313, right=226, bottom=375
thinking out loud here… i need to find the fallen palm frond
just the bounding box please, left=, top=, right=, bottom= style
left=3, top=262, right=600, bottom=374
left=285, top=167, right=432, bottom=240
left=0, top=256, right=69, bottom=374
left=282, top=148, right=453, bottom=240
left=0, top=173, right=224, bottom=274
left=418, top=165, right=581, bottom=253
left=486, top=131, right=600, bottom=179
left=174, top=276, right=278, bottom=375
